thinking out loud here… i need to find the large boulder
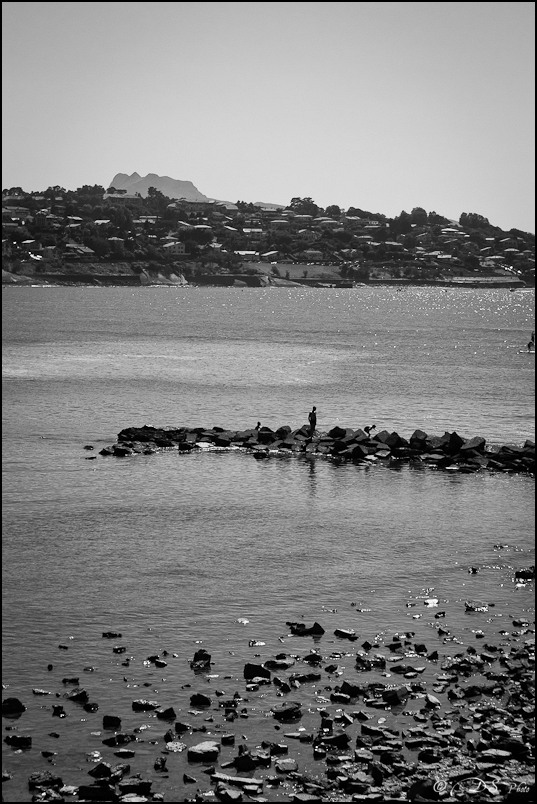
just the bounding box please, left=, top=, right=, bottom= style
left=272, top=701, right=302, bottom=722
left=187, top=740, right=220, bottom=762
left=243, top=662, right=271, bottom=680
left=28, top=771, right=63, bottom=790
left=461, top=436, right=487, bottom=452
left=327, top=426, right=349, bottom=440
left=2, top=697, right=26, bottom=715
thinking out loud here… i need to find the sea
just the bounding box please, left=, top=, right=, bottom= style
left=2, top=285, right=535, bottom=801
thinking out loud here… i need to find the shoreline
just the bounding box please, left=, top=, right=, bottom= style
left=2, top=278, right=533, bottom=289
left=3, top=585, right=535, bottom=803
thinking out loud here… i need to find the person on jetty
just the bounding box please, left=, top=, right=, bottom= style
left=364, top=424, right=376, bottom=436
left=308, top=406, right=317, bottom=438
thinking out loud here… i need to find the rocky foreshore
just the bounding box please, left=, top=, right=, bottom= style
left=94, top=424, right=536, bottom=476
left=2, top=602, right=535, bottom=803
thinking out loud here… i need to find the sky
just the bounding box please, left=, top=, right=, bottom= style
left=2, top=1, right=535, bottom=232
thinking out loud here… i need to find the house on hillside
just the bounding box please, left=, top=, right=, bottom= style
left=107, top=236, right=125, bottom=255
left=64, top=243, right=95, bottom=261
left=234, top=250, right=259, bottom=262
left=269, top=219, right=290, bottom=230
left=260, top=251, right=279, bottom=262
left=162, top=240, right=187, bottom=256
left=103, top=192, right=143, bottom=206
left=242, top=228, right=264, bottom=243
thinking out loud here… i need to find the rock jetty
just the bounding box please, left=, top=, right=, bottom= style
left=96, top=424, right=535, bottom=475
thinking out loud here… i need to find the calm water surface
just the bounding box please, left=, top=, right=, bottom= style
left=2, top=286, right=535, bottom=800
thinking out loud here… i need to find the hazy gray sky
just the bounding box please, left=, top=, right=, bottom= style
left=2, top=1, right=535, bottom=231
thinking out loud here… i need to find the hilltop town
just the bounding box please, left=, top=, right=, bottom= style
left=2, top=180, right=535, bottom=287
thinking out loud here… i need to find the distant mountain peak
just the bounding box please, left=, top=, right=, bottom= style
left=108, top=172, right=210, bottom=202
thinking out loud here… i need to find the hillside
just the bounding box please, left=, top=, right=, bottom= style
left=2, top=180, right=534, bottom=288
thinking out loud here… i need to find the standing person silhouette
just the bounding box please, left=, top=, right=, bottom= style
left=308, top=406, right=317, bottom=438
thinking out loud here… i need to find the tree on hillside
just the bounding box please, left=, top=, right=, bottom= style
left=354, top=264, right=370, bottom=282
left=179, top=229, right=213, bottom=248
left=236, top=201, right=261, bottom=212
left=375, top=228, right=389, bottom=243
left=44, top=186, right=66, bottom=199
left=104, top=205, right=133, bottom=233
left=75, top=185, right=106, bottom=205
left=509, top=228, right=534, bottom=242
left=325, top=205, right=341, bottom=218
left=10, top=226, right=32, bottom=243
left=272, top=233, right=293, bottom=250
left=288, top=197, right=321, bottom=217
left=332, top=229, right=353, bottom=246
left=403, top=232, right=417, bottom=249
left=467, top=231, right=487, bottom=248
left=146, top=186, right=171, bottom=217
left=84, top=235, right=109, bottom=258
left=459, top=212, right=490, bottom=229
left=390, top=211, right=412, bottom=236
left=410, top=207, right=427, bottom=225
left=346, top=206, right=386, bottom=220
left=428, top=211, right=450, bottom=225
left=464, top=254, right=480, bottom=270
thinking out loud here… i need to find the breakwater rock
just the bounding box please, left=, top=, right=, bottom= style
left=97, top=425, right=535, bottom=475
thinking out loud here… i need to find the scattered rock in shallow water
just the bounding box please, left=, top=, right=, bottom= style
left=286, top=621, right=325, bottom=636
left=465, top=600, right=489, bottom=612
left=64, top=687, right=89, bottom=703
left=118, top=777, right=153, bottom=796
left=190, top=693, right=211, bottom=707
left=114, top=748, right=136, bottom=758
left=102, top=715, right=121, bottom=729
left=272, top=701, right=302, bottom=722
left=101, top=732, right=136, bottom=747
left=155, top=706, right=176, bottom=720
left=190, top=648, right=212, bottom=672
left=131, top=699, right=158, bottom=712
left=4, top=734, right=31, bottom=749
left=515, top=565, right=535, bottom=580
left=274, top=757, right=299, bottom=773
left=27, top=770, right=63, bottom=790
left=87, top=761, right=112, bottom=779
left=77, top=783, right=116, bottom=800
left=6, top=606, right=535, bottom=802
left=334, top=627, right=358, bottom=640
left=187, top=740, right=221, bottom=762
left=2, top=697, right=26, bottom=715
left=165, top=740, right=187, bottom=753
left=243, top=662, right=271, bottom=681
